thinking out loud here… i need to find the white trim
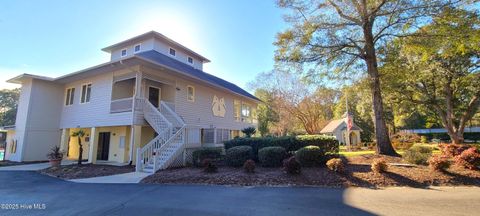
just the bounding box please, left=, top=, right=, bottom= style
left=79, top=83, right=92, bottom=104
left=134, top=43, right=141, bottom=53
left=169, top=47, right=176, bottom=57
left=187, top=56, right=194, bottom=65
left=121, top=48, right=127, bottom=57
left=187, top=85, right=195, bottom=102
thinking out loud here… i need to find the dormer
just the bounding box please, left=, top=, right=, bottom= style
left=101, top=31, right=210, bottom=71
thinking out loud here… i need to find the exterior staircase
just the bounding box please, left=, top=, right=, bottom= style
left=135, top=98, right=186, bottom=173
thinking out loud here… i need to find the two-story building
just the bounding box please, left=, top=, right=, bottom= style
left=3, top=31, right=260, bottom=173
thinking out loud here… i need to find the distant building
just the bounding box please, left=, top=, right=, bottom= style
left=320, top=114, right=362, bottom=146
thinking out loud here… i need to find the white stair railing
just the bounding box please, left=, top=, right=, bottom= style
left=160, top=101, right=184, bottom=127
left=143, top=99, right=172, bottom=134
left=154, top=125, right=186, bottom=170
left=135, top=129, right=170, bottom=172
left=135, top=98, right=187, bottom=173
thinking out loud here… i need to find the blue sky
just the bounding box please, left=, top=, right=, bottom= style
left=0, top=0, right=287, bottom=90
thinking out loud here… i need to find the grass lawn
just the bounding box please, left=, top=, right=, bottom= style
left=339, top=144, right=441, bottom=157
left=339, top=150, right=375, bottom=157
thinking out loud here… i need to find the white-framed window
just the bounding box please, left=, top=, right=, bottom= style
left=65, top=87, right=75, bottom=106
left=187, top=56, right=194, bottom=64
left=121, top=49, right=127, bottom=57
left=241, top=102, right=251, bottom=123
left=80, top=83, right=92, bottom=104
left=233, top=100, right=241, bottom=122
left=187, top=85, right=195, bottom=102
left=169, top=48, right=176, bottom=56
left=134, top=44, right=141, bottom=53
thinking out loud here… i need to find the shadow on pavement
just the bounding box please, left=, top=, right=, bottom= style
left=0, top=171, right=376, bottom=216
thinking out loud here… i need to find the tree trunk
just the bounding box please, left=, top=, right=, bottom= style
left=449, top=132, right=464, bottom=144
left=363, top=23, right=399, bottom=156
left=78, top=137, right=83, bottom=165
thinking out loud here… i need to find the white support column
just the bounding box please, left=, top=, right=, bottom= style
left=135, top=71, right=143, bottom=99
left=88, top=127, right=98, bottom=164
left=131, top=125, right=142, bottom=165
left=59, top=128, right=70, bottom=155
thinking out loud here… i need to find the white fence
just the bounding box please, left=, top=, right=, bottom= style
left=402, top=127, right=480, bottom=134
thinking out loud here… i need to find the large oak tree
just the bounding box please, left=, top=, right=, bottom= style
left=275, top=0, right=462, bottom=155
left=383, top=7, right=480, bottom=144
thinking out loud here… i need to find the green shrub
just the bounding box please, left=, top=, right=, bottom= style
left=420, top=136, right=428, bottom=143
left=258, top=146, right=287, bottom=167
left=295, top=146, right=323, bottom=167
left=403, top=145, right=432, bottom=165
left=226, top=146, right=253, bottom=167
left=192, top=147, right=222, bottom=167
left=283, top=156, right=301, bottom=175
left=224, top=135, right=338, bottom=161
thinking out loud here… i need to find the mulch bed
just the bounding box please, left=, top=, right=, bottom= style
left=39, top=164, right=135, bottom=179
left=141, top=155, right=480, bottom=188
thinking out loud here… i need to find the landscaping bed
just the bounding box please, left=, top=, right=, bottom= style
left=141, top=155, right=480, bottom=188
left=39, top=164, right=134, bottom=179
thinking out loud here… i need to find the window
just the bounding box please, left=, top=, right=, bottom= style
left=201, top=128, right=215, bottom=144
left=65, top=88, right=75, bottom=106
left=169, top=48, right=176, bottom=56
left=234, top=100, right=241, bottom=122
left=241, top=103, right=251, bottom=123
left=187, top=56, right=194, bottom=64
left=80, top=83, right=92, bottom=103
left=134, top=44, right=141, bottom=53
left=121, top=49, right=127, bottom=57
left=187, top=85, right=195, bottom=102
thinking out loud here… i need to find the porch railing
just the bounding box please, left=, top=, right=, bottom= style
left=160, top=101, right=184, bottom=127
left=110, top=97, right=133, bottom=113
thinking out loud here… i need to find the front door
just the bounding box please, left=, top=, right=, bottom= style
left=148, top=86, right=161, bottom=107
left=97, top=132, right=111, bottom=160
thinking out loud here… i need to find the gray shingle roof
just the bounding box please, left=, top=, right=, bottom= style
left=320, top=119, right=362, bottom=133
left=136, top=50, right=260, bottom=101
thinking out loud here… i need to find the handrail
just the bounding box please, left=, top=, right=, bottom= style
left=155, top=125, right=186, bottom=170
left=144, top=99, right=172, bottom=129
left=160, top=101, right=185, bottom=126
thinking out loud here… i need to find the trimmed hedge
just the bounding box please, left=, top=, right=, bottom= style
left=226, top=146, right=253, bottom=167
left=403, top=145, right=432, bottom=165
left=224, top=135, right=338, bottom=160
left=258, top=147, right=287, bottom=167
left=295, top=146, right=323, bottom=167
left=192, top=147, right=222, bottom=167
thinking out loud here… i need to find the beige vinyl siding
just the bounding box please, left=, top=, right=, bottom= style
left=12, top=79, right=64, bottom=161
left=141, top=66, right=258, bottom=130
left=60, top=69, right=134, bottom=129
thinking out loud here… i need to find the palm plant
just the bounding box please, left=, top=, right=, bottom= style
left=71, top=130, right=86, bottom=165
left=241, top=127, right=256, bottom=138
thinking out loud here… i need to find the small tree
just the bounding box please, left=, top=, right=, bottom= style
left=242, top=127, right=256, bottom=138
left=71, top=130, right=86, bottom=165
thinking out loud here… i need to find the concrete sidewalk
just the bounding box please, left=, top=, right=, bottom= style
left=0, top=160, right=75, bottom=171
left=69, top=171, right=151, bottom=183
